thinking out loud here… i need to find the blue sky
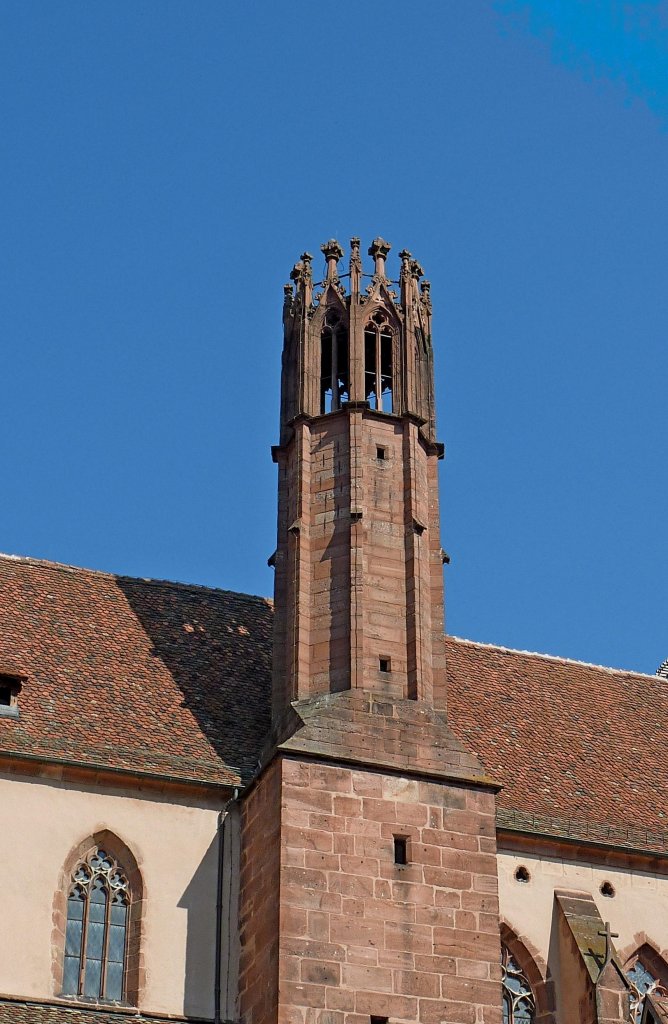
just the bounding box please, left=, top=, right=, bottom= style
left=1, top=1, right=667, bottom=674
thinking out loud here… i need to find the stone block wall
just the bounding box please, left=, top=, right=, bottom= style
left=275, top=756, right=502, bottom=1024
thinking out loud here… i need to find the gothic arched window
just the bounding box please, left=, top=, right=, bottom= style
left=364, top=311, right=393, bottom=413
left=320, top=308, right=349, bottom=414
left=627, top=960, right=668, bottom=1023
left=62, top=846, right=130, bottom=1002
left=502, top=944, right=536, bottom=1023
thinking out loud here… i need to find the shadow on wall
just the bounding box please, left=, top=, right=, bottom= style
left=179, top=834, right=218, bottom=1018
left=114, top=576, right=273, bottom=783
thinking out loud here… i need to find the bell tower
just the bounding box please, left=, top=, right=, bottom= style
left=237, top=238, right=502, bottom=1024
left=272, top=237, right=447, bottom=727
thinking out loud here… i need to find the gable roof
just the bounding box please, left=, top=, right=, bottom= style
left=445, top=636, right=668, bottom=852
left=2, top=551, right=666, bottom=851
left=0, top=554, right=272, bottom=788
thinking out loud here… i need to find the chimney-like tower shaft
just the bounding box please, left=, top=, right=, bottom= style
left=272, top=238, right=446, bottom=728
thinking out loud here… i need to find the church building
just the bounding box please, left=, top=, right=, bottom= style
left=0, top=237, right=666, bottom=1024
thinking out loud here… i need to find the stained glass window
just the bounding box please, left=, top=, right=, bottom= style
left=61, top=847, right=129, bottom=1002
left=627, top=960, right=668, bottom=1024
left=502, top=944, right=535, bottom=1024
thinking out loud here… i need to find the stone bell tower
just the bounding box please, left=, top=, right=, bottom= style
left=272, top=237, right=448, bottom=727
left=238, top=239, right=502, bottom=1024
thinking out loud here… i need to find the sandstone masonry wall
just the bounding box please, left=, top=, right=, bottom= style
left=277, top=757, right=502, bottom=1024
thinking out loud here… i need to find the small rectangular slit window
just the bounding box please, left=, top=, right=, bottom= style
left=370, top=1017, right=389, bottom=1024
left=376, top=446, right=387, bottom=461
left=394, top=836, right=408, bottom=865
left=379, top=656, right=391, bottom=673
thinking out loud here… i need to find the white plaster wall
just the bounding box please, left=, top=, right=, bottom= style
left=0, top=770, right=225, bottom=1018
left=498, top=846, right=668, bottom=967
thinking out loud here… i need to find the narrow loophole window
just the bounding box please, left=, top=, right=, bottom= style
left=370, top=1017, right=388, bottom=1024
left=376, top=446, right=387, bottom=461
left=379, top=657, right=391, bottom=673
left=394, top=836, right=408, bottom=866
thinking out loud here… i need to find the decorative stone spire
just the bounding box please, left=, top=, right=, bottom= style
left=368, top=236, right=391, bottom=279
left=321, top=239, right=344, bottom=283
left=349, top=236, right=362, bottom=298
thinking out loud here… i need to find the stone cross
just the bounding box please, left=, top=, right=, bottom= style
left=598, top=921, right=620, bottom=967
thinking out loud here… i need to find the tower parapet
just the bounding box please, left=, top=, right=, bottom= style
left=279, top=237, right=436, bottom=445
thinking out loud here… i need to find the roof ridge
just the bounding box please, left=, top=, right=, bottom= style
left=446, top=633, right=661, bottom=682
left=0, top=551, right=272, bottom=604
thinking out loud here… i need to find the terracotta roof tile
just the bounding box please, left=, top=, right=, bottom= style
left=0, top=996, right=214, bottom=1024
left=0, top=554, right=272, bottom=787
left=445, top=635, right=668, bottom=848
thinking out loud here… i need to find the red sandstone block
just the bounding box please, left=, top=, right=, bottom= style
left=416, top=906, right=454, bottom=929
left=432, top=929, right=500, bottom=961
left=304, top=851, right=341, bottom=871
left=283, top=866, right=328, bottom=892
left=325, top=988, right=356, bottom=1011
left=472, top=874, right=498, bottom=894
left=340, top=897, right=365, bottom=917
left=414, top=954, right=457, bottom=975
left=281, top=886, right=342, bottom=913
left=354, top=992, right=418, bottom=1018
left=280, top=906, right=308, bottom=936
left=281, top=981, right=327, bottom=1009
left=342, top=964, right=393, bottom=992
left=478, top=912, right=501, bottom=934
left=456, top=958, right=490, bottom=980
left=328, top=873, right=375, bottom=898
left=284, top=826, right=334, bottom=853
left=391, top=879, right=435, bottom=905
left=346, top=945, right=380, bottom=967
left=281, top=936, right=347, bottom=962
left=419, top=998, right=476, bottom=1024
left=333, top=833, right=356, bottom=855
left=330, top=916, right=380, bottom=947
left=307, top=911, right=330, bottom=941
left=346, top=817, right=382, bottom=837
left=363, top=899, right=416, bottom=924
left=300, top=959, right=341, bottom=986
left=454, top=910, right=477, bottom=931
left=283, top=761, right=311, bottom=787
left=374, top=879, right=392, bottom=899
left=460, top=891, right=498, bottom=913
left=394, top=970, right=441, bottom=998
left=378, top=948, right=416, bottom=969
left=384, top=921, right=433, bottom=954
left=441, top=976, right=500, bottom=1005
left=362, top=798, right=398, bottom=823
left=282, top=786, right=331, bottom=811
left=333, top=795, right=363, bottom=816
left=423, top=867, right=472, bottom=891
left=339, top=855, right=381, bottom=878
left=283, top=846, right=306, bottom=867
left=350, top=771, right=382, bottom=797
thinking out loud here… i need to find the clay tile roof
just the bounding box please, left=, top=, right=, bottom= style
left=445, top=636, right=668, bottom=851
left=0, top=554, right=272, bottom=788
left=0, top=997, right=218, bottom=1024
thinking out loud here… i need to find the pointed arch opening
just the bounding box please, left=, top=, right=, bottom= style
left=54, top=831, right=144, bottom=1006
left=320, top=307, right=349, bottom=414
left=364, top=310, right=394, bottom=413
left=500, top=923, right=554, bottom=1024
left=624, top=944, right=668, bottom=1023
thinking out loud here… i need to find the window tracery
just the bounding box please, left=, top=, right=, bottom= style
left=627, top=960, right=668, bottom=1024
left=364, top=311, right=393, bottom=413
left=502, top=944, right=535, bottom=1024
left=62, top=846, right=130, bottom=1002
